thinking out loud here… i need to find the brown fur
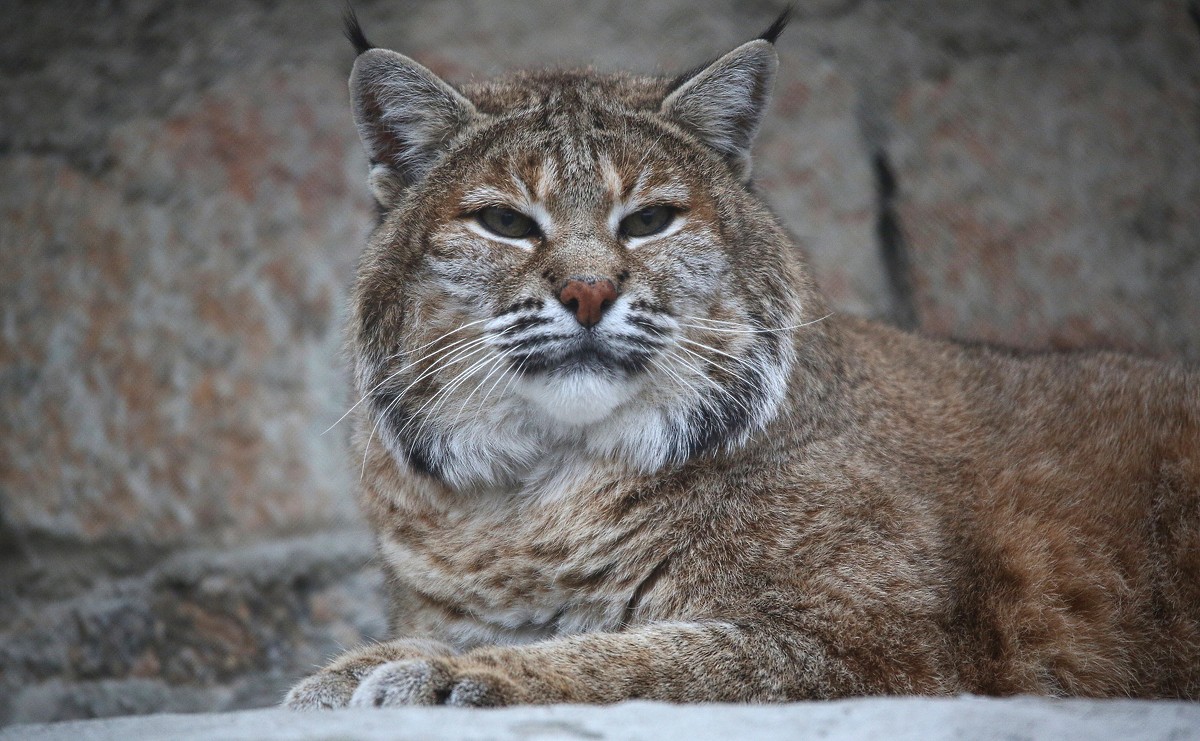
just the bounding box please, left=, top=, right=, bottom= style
left=285, top=15, right=1199, bottom=709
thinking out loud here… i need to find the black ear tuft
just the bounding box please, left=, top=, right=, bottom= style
left=343, top=3, right=374, bottom=56
left=667, top=58, right=716, bottom=95
left=758, top=6, right=793, bottom=45
left=669, top=7, right=791, bottom=93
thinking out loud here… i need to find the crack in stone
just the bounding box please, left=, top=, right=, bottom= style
left=871, top=150, right=918, bottom=330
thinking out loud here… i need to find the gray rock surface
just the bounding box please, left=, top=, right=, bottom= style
left=5, top=697, right=1200, bottom=741
left=0, top=533, right=386, bottom=724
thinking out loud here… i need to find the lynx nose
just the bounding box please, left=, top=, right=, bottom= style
left=557, top=277, right=619, bottom=328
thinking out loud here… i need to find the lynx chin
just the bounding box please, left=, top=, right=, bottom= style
left=285, top=9, right=1200, bottom=708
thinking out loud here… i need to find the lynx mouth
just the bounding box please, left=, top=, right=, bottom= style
left=511, top=338, right=654, bottom=377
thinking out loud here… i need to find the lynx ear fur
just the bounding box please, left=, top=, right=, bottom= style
left=349, top=49, right=477, bottom=207
left=661, top=39, right=779, bottom=181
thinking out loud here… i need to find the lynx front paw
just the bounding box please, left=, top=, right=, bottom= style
left=349, top=657, right=523, bottom=707
left=284, top=671, right=360, bottom=710
left=283, top=638, right=460, bottom=710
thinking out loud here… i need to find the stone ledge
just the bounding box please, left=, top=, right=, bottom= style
left=4, top=697, right=1199, bottom=741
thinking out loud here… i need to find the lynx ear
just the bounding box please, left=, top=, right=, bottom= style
left=661, top=39, right=779, bottom=180
left=349, top=48, right=477, bottom=207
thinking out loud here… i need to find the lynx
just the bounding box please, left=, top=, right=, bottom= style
left=285, top=10, right=1200, bottom=708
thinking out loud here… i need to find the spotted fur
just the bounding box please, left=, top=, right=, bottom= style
left=285, top=12, right=1200, bottom=709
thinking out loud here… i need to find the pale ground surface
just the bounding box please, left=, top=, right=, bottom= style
left=4, top=697, right=1200, bottom=741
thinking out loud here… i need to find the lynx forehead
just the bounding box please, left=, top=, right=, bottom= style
left=348, top=20, right=801, bottom=490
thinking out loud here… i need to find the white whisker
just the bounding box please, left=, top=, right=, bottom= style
left=327, top=317, right=492, bottom=434
left=405, top=349, right=503, bottom=438
left=495, top=355, right=528, bottom=409
left=649, top=355, right=693, bottom=400
left=677, top=337, right=761, bottom=373
left=456, top=350, right=512, bottom=419
left=358, top=336, right=502, bottom=479
left=677, top=312, right=833, bottom=335
left=472, top=348, right=520, bottom=419
left=666, top=348, right=756, bottom=419
left=437, top=352, right=504, bottom=410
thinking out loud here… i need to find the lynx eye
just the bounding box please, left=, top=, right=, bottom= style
left=477, top=206, right=538, bottom=239
left=619, top=205, right=675, bottom=238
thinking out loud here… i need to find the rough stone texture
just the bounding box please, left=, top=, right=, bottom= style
left=889, top=1, right=1200, bottom=356
left=1, top=64, right=364, bottom=545
left=1, top=0, right=1198, bottom=728
left=4, top=697, right=1200, bottom=741
left=0, top=532, right=386, bottom=725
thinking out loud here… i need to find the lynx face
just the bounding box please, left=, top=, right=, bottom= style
left=349, top=38, right=806, bottom=490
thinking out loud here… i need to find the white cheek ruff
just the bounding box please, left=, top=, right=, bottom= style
left=370, top=316, right=794, bottom=490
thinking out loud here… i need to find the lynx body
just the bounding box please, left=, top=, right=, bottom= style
left=286, top=12, right=1200, bottom=708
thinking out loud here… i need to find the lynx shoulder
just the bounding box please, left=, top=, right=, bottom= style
left=285, top=10, right=1200, bottom=708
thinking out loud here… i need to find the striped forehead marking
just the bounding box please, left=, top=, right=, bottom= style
left=533, top=158, right=559, bottom=203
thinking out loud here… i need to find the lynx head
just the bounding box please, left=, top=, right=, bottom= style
left=347, top=10, right=822, bottom=491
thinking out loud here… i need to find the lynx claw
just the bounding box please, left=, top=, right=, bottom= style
left=349, top=658, right=520, bottom=708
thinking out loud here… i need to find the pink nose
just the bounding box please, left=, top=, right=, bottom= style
left=557, top=278, right=619, bottom=328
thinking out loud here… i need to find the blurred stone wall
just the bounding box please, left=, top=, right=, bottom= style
left=1, top=0, right=1197, bottom=726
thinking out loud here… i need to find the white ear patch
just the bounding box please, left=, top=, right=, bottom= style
left=368, top=163, right=403, bottom=207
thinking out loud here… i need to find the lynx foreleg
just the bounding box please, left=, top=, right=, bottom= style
left=339, top=621, right=852, bottom=707
left=284, top=637, right=460, bottom=710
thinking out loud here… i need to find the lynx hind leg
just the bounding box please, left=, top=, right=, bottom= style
left=284, top=638, right=459, bottom=710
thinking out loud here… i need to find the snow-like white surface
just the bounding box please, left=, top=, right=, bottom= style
left=3, top=696, right=1199, bottom=741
